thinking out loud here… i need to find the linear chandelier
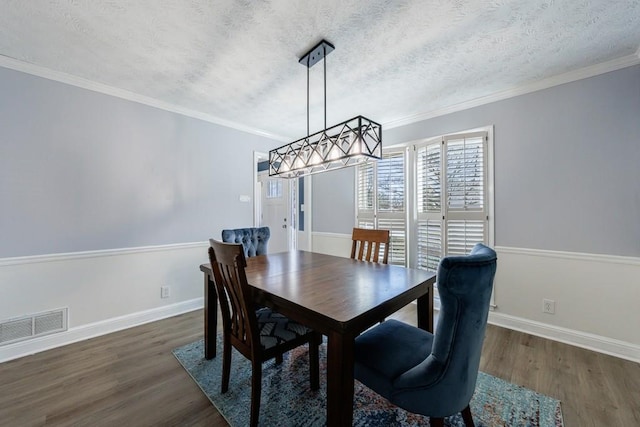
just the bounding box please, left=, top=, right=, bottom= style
left=269, top=40, right=382, bottom=178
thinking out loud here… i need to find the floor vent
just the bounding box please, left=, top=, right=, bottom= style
left=0, top=308, right=68, bottom=346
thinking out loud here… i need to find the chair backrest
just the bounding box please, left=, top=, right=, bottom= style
left=394, top=243, right=497, bottom=415
left=221, top=227, right=270, bottom=257
left=350, top=228, right=390, bottom=263
left=208, top=239, right=260, bottom=358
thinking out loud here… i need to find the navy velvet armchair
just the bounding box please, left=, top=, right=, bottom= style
left=354, top=243, right=497, bottom=427
left=221, top=227, right=270, bottom=257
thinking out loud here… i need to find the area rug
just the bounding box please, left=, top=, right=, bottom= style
left=173, top=338, right=564, bottom=426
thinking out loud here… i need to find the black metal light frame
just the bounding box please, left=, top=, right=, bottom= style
left=269, top=40, right=382, bottom=178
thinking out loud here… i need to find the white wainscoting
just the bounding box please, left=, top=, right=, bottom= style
left=311, top=232, right=640, bottom=363
left=3, top=237, right=638, bottom=364
left=310, top=232, right=353, bottom=258
left=0, top=242, right=209, bottom=363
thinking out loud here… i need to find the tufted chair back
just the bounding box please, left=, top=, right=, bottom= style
left=354, top=243, right=497, bottom=426
left=393, top=243, right=497, bottom=415
left=221, top=227, right=270, bottom=257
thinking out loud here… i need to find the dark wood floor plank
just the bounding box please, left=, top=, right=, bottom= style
left=1, top=307, right=638, bottom=426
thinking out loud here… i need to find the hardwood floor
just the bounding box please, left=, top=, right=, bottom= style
left=1, top=307, right=639, bottom=426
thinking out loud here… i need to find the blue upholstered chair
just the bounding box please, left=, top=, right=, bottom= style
left=354, top=243, right=497, bottom=427
left=221, top=227, right=270, bottom=257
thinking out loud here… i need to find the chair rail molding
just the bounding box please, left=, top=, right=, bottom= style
left=311, top=232, right=640, bottom=363
left=0, top=242, right=209, bottom=363
left=2, top=237, right=638, bottom=363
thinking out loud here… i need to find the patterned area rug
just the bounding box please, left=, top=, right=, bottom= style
left=173, top=338, right=564, bottom=426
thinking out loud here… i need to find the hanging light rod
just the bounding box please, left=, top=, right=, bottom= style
left=299, top=39, right=335, bottom=67
left=269, top=39, right=382, bottom=178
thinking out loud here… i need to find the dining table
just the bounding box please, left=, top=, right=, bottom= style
left=200, top=250, right=436, bottom=426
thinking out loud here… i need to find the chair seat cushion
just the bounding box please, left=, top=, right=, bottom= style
left=354, top=319, right=434, bottom=399
left=256, top=308, right=312, bottom=350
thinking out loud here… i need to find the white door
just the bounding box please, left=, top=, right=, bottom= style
left=259, top=172, right=291, bottom=253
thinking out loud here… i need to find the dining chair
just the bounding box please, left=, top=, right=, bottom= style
left=221, top=226, right=278, bottom=360
left=350, top=227, right=390, bottom=263
left=221, top=226, right=270, bottom=257
left=353, top=243, right=497, bottom=427
left=208, top=239, right=321, bottom=427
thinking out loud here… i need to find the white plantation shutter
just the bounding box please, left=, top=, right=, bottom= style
left=377, top=152, right=406, bottom=265
left=446, top=220, right=485, bottom=255
left=417, top=143, right=442, bottom=213
left=417, top=219, right=442, bottom=271
left=417, top=143, right=443, bottom=271
left=445, top=134, right=485, bottom=213
left=416, top=131, right=488, bottom=271
left=377, top=152, right=405, bottom=212
left=356, top=131, right=490, bottom=272
left=356, top=161, right=375, bottom=229
left=356, top=150, right=407, bottom=266
left=443, top=133, right=487, bottom=257
left=378, top=217, right=406, bottom=265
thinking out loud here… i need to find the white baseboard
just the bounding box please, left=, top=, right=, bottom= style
left=3, top=236, right=639, bottom=364
left=435, top=290, right=639, bottom=363
left=0, top=241, right=209, bottom=363
left=488, top=311, right=640, bottom=363
left=0, top=298, right=203, bottom=363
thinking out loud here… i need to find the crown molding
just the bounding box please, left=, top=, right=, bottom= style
left=384, top=54, right=640, bottom=130
left=0, top=55, right=289, bottom=142
left=2, top=53, right=638, bottom=139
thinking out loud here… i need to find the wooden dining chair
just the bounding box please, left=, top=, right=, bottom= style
left=208, top=239, right=321, bottom=427
left=351, top=227, right=390, bottom=264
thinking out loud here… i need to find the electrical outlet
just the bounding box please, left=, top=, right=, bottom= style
left=161, top=286, right=170, bottom=299
left=542, top=299, right=555, bottom=314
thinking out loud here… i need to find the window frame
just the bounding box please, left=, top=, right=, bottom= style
left=414, top=130, right=492, bottom=271
left=355, top=126, right=495, bottom=271
left=355, top=148, right=409, bottom=266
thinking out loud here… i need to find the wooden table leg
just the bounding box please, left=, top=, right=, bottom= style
left=417, top=282, right=434, bottom=333
left=326, top=330, right=355, bottom=426
left=204, top=272, right=217, bottom=359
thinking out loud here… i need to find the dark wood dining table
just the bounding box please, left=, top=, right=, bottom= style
left=200, top=250, right=436, bottom=426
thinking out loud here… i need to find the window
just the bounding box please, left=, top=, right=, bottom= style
left=356, top=150, right=407, bottom=265
left=416, top=131, right=489, bottom=271
left=356, top=129, right=492, bottom=271
left=265, top=179, right=282, bottom=199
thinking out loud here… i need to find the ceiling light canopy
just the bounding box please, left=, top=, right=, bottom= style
left=269, top=40, right=382, bottom=178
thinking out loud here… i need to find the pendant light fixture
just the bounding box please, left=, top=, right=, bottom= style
left=269, top=40, right=382, bottom=178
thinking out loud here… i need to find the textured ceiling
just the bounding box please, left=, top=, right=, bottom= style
left=1, top=0, right=639, bottom=140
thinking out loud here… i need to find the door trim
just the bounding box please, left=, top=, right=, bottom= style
left=253, top=151, right=312, bottom=251
left=253, top=151, right=266, bottom=227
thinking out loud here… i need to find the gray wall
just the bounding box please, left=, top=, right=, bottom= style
left=0, top=67, right=276, bottom=258
left=313, top=65, right=640, bottom=257
left=312, top=167, right=356, bottom=234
